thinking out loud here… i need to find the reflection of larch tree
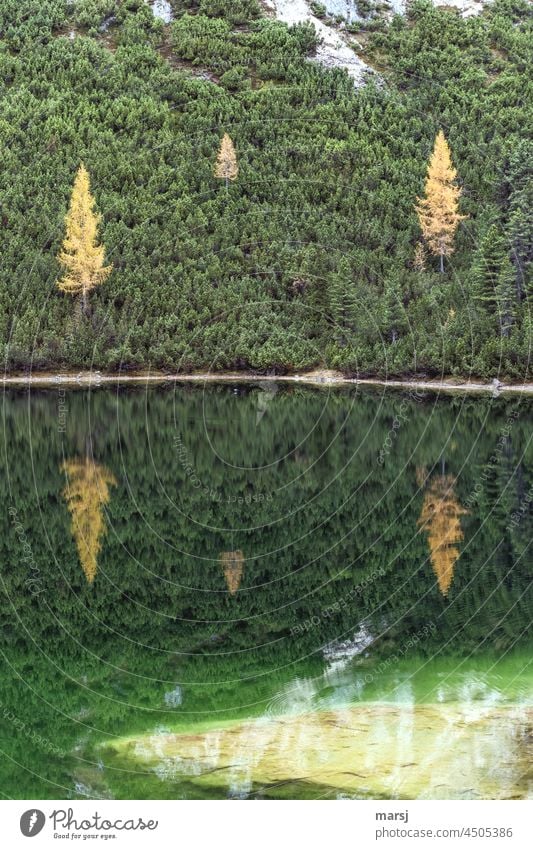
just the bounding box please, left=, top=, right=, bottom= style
left=62, top=457, right=117, bottom=584
left=418, top=475, right=468, bottom=596
left=220, top=550, right=245, bottom=595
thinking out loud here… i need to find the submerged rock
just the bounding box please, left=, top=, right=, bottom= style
left=110, top=702, right=533, bottom=799
left=164, top=685, right=183, bottom=707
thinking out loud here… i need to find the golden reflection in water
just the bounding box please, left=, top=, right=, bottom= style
left=418, top=474, right=469, bottom=596
left=61, top=456, right=117, bottom=584
left=220, top=550, right=245, bottom=595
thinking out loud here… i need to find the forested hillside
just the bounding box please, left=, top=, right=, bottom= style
left=0, top=0, right=531, bottom=377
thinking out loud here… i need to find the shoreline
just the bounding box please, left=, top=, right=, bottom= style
left=2, top=369, right=533, bottom=395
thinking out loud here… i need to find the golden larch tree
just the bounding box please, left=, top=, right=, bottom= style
left=62, top=456, right=117, bottom=584
left=214, top=133, right=239, bottom=189
left=57, top=163, right=112, bottom=313
left=416, top=131, right=466, bottom=272
left=418, top=474, right=468, bottom=597
left=220, top=550, right=245, bottom=595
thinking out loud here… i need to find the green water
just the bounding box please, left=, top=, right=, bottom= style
left=0, top=384, right=531, bottom=799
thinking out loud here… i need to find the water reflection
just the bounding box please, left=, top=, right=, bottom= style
left=220, top=550, right=245, bottom=595
left=120, top=701, right=531, bottom=799
left=418, top=474, right=469, bottom=596
left=107, top=652, right=533, bottom=798
left=0, top=386, right=530, bottom=799
left=61, top=456, right=117, bottom=584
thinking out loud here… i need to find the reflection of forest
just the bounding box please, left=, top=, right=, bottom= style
left=1, top=387, right=530, bottom=656
left=0, top=387, right=531, bottom=798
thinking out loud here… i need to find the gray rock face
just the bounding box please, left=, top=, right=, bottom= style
left=266, top=0, right=490, bottom=82
left=265, top=0, right=371, bottom=83
left=147, top=0, right=174, bottom=24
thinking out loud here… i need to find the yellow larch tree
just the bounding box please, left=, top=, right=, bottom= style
left=220, top=550, right=245, bottom=595
left=214, top=133, right=239, bottom=189
left=62, top=456, right=117, bottom=584
left=57, top=163, right=112, bottom=314
left=418, top=474, right=468, bottom=597
left=416, top=131, right=466, bottom=273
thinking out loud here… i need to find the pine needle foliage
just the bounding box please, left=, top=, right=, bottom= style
left=416, top=131, right=466, bottom=273
left=57, top=164, right=112, bottom=314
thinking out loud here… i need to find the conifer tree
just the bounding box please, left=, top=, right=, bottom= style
left=329, top=257, right=359, bottom=346
left=382, top=275, right=407, bottom=345
left=416, top=131, right=465, bottom=273
left=214, top=133, right=239, bottom=189
left=505, top=140, right=532, bottom=298
left=57, top=163, right=112, bottom=314
left=495, top=260, right=517, bottom=338
left=472, top=225, right=516, bottom=336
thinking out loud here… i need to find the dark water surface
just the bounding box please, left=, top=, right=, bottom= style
left=0, top=384, right=531, bottom=799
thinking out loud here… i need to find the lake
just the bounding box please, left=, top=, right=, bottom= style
left=0, top=384, right=531, bottom=799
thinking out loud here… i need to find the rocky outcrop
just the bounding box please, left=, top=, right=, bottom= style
left=264, top=0, right=491, bottom=81
left=263, top=0, right=371, bottom=83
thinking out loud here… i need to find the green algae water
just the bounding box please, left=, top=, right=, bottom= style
left=0, top=384, right=531, bottom=799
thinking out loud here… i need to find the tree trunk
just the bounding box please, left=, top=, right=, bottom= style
left=440, top=253, right=444, bottom=273
left=500, top=314, right=512, bottom=338
left=82, top=287, right=88, bottom=317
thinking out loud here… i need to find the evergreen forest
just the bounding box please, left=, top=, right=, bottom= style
left=0, top=0, right=531, bottom=378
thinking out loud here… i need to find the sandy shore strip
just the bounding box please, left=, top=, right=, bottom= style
left=2, top=369, right=532, bottom=395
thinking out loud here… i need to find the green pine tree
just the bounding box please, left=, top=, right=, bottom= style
left=505, top=141, right=532, bottom=299
left=329, top=258, right=359, bottom=346
left=472, top=225, right=516, bottom=336
left=495, top=256, right=516, bottom=338
left=382, top=276, right=407, bottom=345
